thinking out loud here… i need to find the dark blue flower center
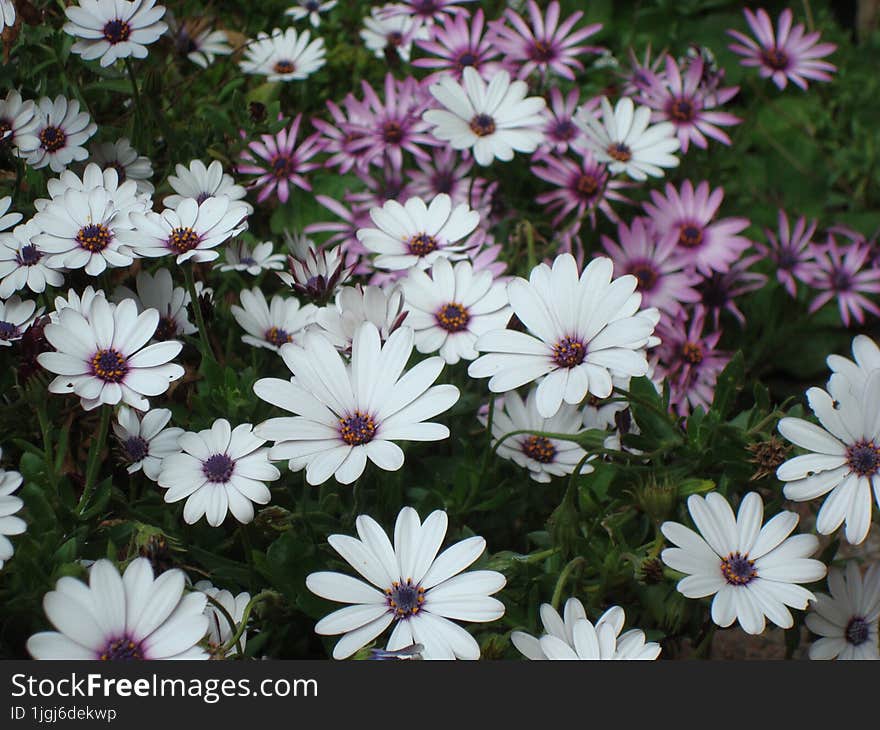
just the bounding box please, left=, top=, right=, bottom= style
left=103, top=19, right=131, bottom=44
left=435, top=302, right=469, bottom=332
left=76, top=223, right=112, bottom=253
left=845, top=616, right=869, bottom=646
left=265, top=326, right=292, bottom=348
left=552, top=336, right=586, bottom=368
left=123, top=436, right=149, bottom=463
left=522, top=435, right=556, bottom=464
left=39, top=125, right=66, bottom=152
left=16, top=245, right=42, bottom=266
left=100, top=636, right=144, bottom=661
left=847, top=442, right=880, bottom=477
left=339, top=411, right=377, bottom=446
left=91, top=349, right=128, bottom=382
left=386, top=578, right=425, bottom=619
left=0, top=321, right=18, bottom=340
left=202, top=453, right=234, bottom=483
left=720, top=552, right=756, bottom=586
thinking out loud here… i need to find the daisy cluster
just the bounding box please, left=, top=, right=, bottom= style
left=0, top=0, right=878, bottom=663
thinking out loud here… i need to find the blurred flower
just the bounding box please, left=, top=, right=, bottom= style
left=113, top=406, right=183, bottom=481
left=253, top=323, right=459, bottom=485
left=231, top=287, right=317, bottom=352
left=512, top=599, right=660, bottom=660
left=38, top=297, right=184, bottom=411
left=480, top=388, right=593, bottom=483
left=239, top=27, right=326, bottom=82
left=218, top=240, right=286, bottom=275
left=469, top=253, right=659, bottom=419
left=753, top=209, right=817, bottom=298
left=0, top=90, right=39, bottom=158
left=643, top=180, right=750, bottom=276
left=806, top=562, right=880, bottom=660
left=25, top=95, right=97, bottom=173
left=26, top=558, right=209, bottom=660
left=311, top=96, right=372, bottom=174
left=167, top=14, right=232, bottom=68
left=777, top=369, right=880, bottom=545
left=661, top=491, right=825, bottom=635
left=0, top=448, right=25, bottom=571
left=537, top=88, right=589, bottom=155
left=413, top=8, right=500, bottom=81
left=360, top=5, right=425, bottom=63
left=113, top=268, right=197, bottom=340
left=424, top=68, right=546, bottom=166
left=487, top=0, right=602, bottom=81
left=238, top=114, right=322, bottom=204
left=575, top=96, right=680, bottom=181
left=805, top=232, right=880, bottom=327
left=286, top=0, right=337, bottom=28
left=63, top=0, right=168, bottom=67
left=380, top=0, right=474, bottom=26
left=727, top=7, right=836, bottom=90
left=696, top=256, right=767, bottom=328
left=305, top=505, right=505, bottom=659
left=88, top=138, right=154, bottom=195
left=620, top=44, right=665, bottom=97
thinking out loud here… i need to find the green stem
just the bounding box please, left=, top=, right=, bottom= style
left=78, top=405, right=111, bottom=515
left=551, top=556, right=586, bottom=610
left=239, top=523, right=254, bottom=568
left=124, top=58, right=143, bottom=136
left=36, top=400, right=57, bottom=491
left=221, top=590, right=277, bottom=656
left=204, top=593, right=243, bottom=658
left=464, top=395, right=496, bottom=512
left=523, top=221, right=537, bottom=271
left=183, top=265, right=215, bottom=361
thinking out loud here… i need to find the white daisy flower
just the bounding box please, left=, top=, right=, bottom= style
left=218, top=240, right=286, bottom=275
left=401, top=256, right=510, bottom=364
left=279, top=231, right=352, bottom=302
left=89, top=138, right=155, bottom=195
left=468, top=253, right=659, bottom=419
left=661, top=491, right=826, bottom=636
left=479, top=388, right=594, bottom=484
left=35, top=162, right=148, bottom=216
left=158, top=419, right=280, bottom=527
left=33, top=188, right=137, bottom=276
left=826, top=334, right=880, bottom=394
left=0, top=296, right=41, bottom=347
left=0, top=448, right=26, bottom=571
left=253, top=323, right=459, bottom=485
left=360, top=6, right=425, bottom=63
left=113, top=406, right=183, bottom=480
left=37, top=297, right=185, bottom=411
left=575, top=96, right=680, bottom=181
left=1, top=0, right=15, bottom=31
left=63, top=0, right=168, bottom=67
left=231, top=287, right=318, bottom=352
left=50, top=285, right=107, bottom=323
left=240, top=28, right=326, bottom=83
left=125, top=196, right=249, bottom=264
left=0, top=90, right=39, bottom=158
left=581, top=373, right=635, bottom=430
left=806, top=561, right=880, bottom=660
left=357, top=193, right=480, bottom=271
left=511, top=599, right=660, bottom=660
left=163, top=159, right=251, bottom=212
left=0, top=219, right=66, bottom=298
left=113, top=268, right=196, bottom=341
left=286, top=0, right=337, bottom=28
left=167, top=14, right=232, bottom=69
left=0, top=196, right=21, bottom=233
left=423, top=67, right=546, bottom=166
left=26, top=557, right=209, bottom=660
left=776, top=370, right=880, bottom=545
left=313, top=284, right=409, bottom=353
left=25, top=95, right=98, bottom=173
left=306, top=506, right=506, bottom=660
left=195, top=580, right=251, bottom=658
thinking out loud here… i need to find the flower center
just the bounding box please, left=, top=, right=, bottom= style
left=387, top=31, right=404, bottom=47
left=630, top=262, right=658, bottom=291
left=103, top=19, right=132, bottom=44
left=531, top=39, right=555, bottom=62
left=382, top=121, right=404, bottom=144
left=682, top=342, right=703, bottom=365
left=435, top=302, right=470, bottom=332
left=522, top=435, right=556, bottom=464
left=761, top=47, right=789, bottom=71
left=16, top=244, right=43, bottom=266
left=552, top=336, right=586, bottom=369
left=720, top=552, right=756, bottom=586
left=265, top=326, right=292, bottom=348
left=607, top=142, right=632, bottom=162
left=456, top=51, right=477, bottom=69
left=575, top=173, right=599, bottom=198
left=0, top=321, right=19, bottom=340
left=39, top=125, right=67, bottom=152
left=153, top=315, right=178, bottom=341
left=670, top=98, right=695, bottom=122
left=91, top=349, right=128, bottom=382
left=202, top=453, right=235, bottom=483
left=271, top=155, right=296, bottom=178
left=385, top=578, right=425, bottom=619
left=76, top=223, right=112, bottom=253
left=274, top=60, right=296, bottom=75
left=845, top=616, right=870, bottom=646
left=678, top=224, right=704, bottom=248
left=99, top=637, right=144, bottom=661
left=831, top=268, right=852, bottom=291
left=305, top=0, right=320, bottom=9
left=846, top=441, right=880, bottom=477
left=168, top=227, right=201, bottom=254
left=339, top=410, right=377, bottom=446
left=469, top=113, right=496, bottom=137
left=552, top=119, right=577, bottom=141
left=407, top=232, right=439, bottom=257
left=123, top=436, right=149, bottom=463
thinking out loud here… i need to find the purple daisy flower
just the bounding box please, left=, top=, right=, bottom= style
left=237, top=114, right=322, bottom=204
left=601, top=217, right=701, bottom=316
left=407, top=146, right=494, bottom=221
left=805, top=233, right=880, bottom=327
left=643, top=180, right=751, bottom=276
left=347, top=75, right=437, bottom=171
left=412, top=8, right=501, bottom=82
left=538, top=88, right=591, bottom=155
left=621, top=44, right=666, bottom=97
left=346, top=161, right=415, bottom=210
left=695, top=254, right=767, bottom=328
left=654, top=308, right=731, bottom=417
left=312, top=96, right=372, bottom=174
left=727, top=8, right=837, bottom=90
left=641, top=54, right=740, bottom=153
left=380, top=0, right=474, bottom=26
left=487, top=0, right=603, bottom=81
left=531, top=148, right=630, bottom=229
left=753, top=209, right=818, bottom=298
